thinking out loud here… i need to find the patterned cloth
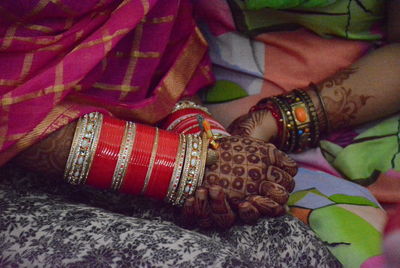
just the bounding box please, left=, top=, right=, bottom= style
left=231, top=0, right=385, bottom=40
left=0, top=164, right=341, bottom=268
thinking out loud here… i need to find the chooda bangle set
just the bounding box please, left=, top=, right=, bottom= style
left=64, top=112, right=218, bottom=206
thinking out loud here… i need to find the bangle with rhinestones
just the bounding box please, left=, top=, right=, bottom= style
left=64, top=112, right=103, bottom=185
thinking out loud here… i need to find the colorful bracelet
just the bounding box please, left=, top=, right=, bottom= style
left=251, top=89, right=321, bottom=153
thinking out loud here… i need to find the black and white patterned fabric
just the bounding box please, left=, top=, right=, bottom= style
left=0, top=164, right=341, bottom=268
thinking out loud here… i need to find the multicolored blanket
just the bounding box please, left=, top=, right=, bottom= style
left=194, top=1, right=393, bottom=267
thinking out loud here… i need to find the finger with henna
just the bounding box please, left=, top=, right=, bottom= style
left=181, top=196, right=196, bottom=227
left=247, top=195, right=286, bottom=217
left=238, top=201, right=260, bottom=224
left=259, top=181, right=289, bottom=205
left=193, top=187, right=213, bottom=229
left=265, top=166, right=295, bottom=193
left=209, top=185, right=236, bottom=229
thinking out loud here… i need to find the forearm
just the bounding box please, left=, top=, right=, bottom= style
left=311, top=43, right=400, bottom=132
left=14, top=121, right=76, bottom=177
left=228, top=44, right=400, bottom=151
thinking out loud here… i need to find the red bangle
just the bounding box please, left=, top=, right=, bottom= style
left=174, top=117, right=200, bottom=133
left=146, top=130, right=180, bottom=200
left=120, top=124, right=156, bottom=195
left=86, top=116, right=125, bottom=189
left=162, top=108, right=210, bottom=129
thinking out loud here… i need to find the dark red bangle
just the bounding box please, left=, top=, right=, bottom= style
left=120, top=124, right=155, bottom=195
left=86, top=116, right=125, bottom=189
left=146, top=130, right=179, bottom=200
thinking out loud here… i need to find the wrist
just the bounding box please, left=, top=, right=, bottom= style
left=251, top=110, right=278, bottom=142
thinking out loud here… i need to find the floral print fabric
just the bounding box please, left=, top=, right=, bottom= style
left=0, top=165, right=341, bottom=268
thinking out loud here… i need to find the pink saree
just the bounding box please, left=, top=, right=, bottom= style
left=0, top=0, right=214, bottom=165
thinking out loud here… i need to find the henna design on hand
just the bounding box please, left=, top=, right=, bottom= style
left=259, top=181, right=289, bottom=205
left=227, top=110, right=270, bottom=137
left=208, top=185, right=235, bottom=229
left=203, top=136, right=296, bottom=225
left=194, top=188, right=213, bottom=229
left=265, top=166, right=295, bottom=192
left=14, top=121, right=77, bottom=177
left=182, top=197, right=197, bottom=227
left=237, top=201, right=260, bottom=224
left=247, top=195, right=285, bottom=217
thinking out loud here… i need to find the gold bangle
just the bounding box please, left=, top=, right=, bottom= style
left=141, top=127, right=159, bottom=195
left=64, top=112, right=103, bottom=185
left=187, top=135, right=202, bottom=197
left=206, top=148, right=218, bottom=166
left=196, top=133, right=209, bottom=189
left=82, top=113, right=103, bottom=185
left=174, top=134, right=195, bottom=206
left=111, top=122, right=136, bottom=191
left=165, top=134, right=186, bottom=204
left=64, top=116, right=84, bottom=183
left=171, top=100, right=210, bottom=115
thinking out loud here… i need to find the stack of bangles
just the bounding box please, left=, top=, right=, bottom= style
left=64, top=100, right=227, bottom=206
left=250, top=87, right=329, bottom=153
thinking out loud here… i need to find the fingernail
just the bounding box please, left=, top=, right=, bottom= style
left=209, top=186, right=221, bottom=199
left=196, top=188, right=207, bottom=200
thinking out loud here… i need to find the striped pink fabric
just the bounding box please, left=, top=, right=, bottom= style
left=0, top=0, right=214, bottom=165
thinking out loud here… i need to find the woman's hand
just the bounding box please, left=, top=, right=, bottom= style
left=181, top=136, right=297, bottom=229
left=228, top=110, right=278, bottom=143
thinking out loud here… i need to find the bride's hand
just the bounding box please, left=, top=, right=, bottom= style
left=181, top=136, right=297, bottom=229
